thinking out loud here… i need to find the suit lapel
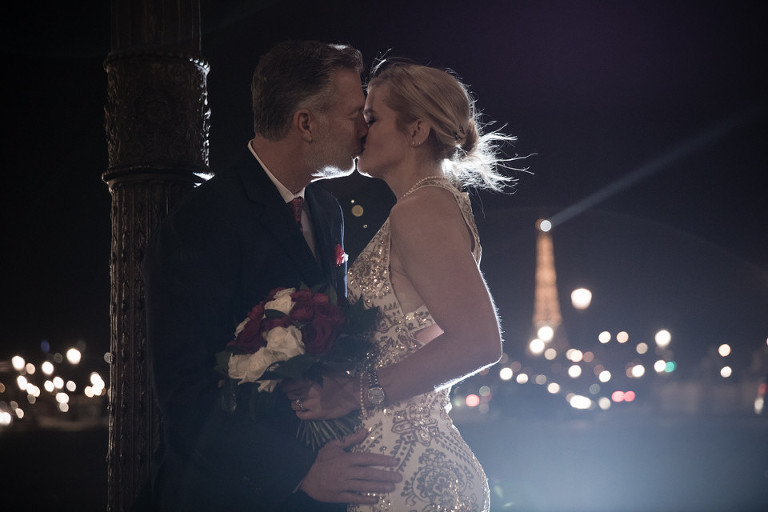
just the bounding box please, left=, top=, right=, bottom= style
left=236, top=159, right=325, bottom=288
left=306, top=186, right=333, bottom=285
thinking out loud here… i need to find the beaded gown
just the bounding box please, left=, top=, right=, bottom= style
left=347, top=177, right=490, bottom=512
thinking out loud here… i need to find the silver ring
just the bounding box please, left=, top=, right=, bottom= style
left=295, top=399, right=305, bottom=412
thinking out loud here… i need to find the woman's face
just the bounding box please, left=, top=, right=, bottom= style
left=357, top=84, right=412, bottom=179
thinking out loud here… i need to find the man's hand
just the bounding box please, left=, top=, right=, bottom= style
left=300, top=428, right=402, bottom=504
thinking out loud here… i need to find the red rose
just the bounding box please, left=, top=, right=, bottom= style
left=290, top=301, right=315, bottom=322
left=229, top=303, right=266, bottom=353
left=334, top=244, right=348, bottom=267
left=289, top=290, right=316, bottom=322
left=312, top=292, right=330, bottom=304
left=302, top=302, right=345, bottom=355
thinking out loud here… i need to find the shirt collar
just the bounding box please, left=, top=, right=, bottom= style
left=248, top=141, right=306, bottom=202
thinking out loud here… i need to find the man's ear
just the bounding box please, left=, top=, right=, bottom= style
left=294, top=109, right=314, bottom=142
left=409, top=119, right=430, bottom=146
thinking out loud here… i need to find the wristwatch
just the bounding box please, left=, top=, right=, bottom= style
left=366, top=368, right=386, bottom=407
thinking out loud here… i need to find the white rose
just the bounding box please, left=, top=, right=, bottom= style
left=227, top=348, right=274, bottom=383
left=272, top=288, right=295, bottom=299
left=233, top=317, right=252, bottom=338
left=264, top=325, right=305, bottom=359
left=264, top=292, right=295, bottom=315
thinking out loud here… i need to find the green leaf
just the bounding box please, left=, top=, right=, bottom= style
left=214, top=350, right=232, bottom=377
left=261, top=353, right=318, bottom=381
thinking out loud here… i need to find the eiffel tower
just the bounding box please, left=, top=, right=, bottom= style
left=531, top=219, right=569, bottom=355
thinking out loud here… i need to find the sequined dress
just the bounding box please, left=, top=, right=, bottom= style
left=347, top=178, right=490, bottom=512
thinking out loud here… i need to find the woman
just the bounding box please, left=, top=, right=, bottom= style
left=291, top=60, right=513, bottom=511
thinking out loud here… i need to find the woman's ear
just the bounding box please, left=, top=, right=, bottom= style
left=409, top=119, right=430, bottom=147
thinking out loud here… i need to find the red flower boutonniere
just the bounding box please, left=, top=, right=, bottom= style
left=334, top=244, right=348, bottom=267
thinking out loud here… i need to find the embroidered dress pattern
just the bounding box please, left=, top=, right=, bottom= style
left=347, top=177, right=490, bottom=512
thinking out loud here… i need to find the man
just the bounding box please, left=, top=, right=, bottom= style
left=143, top=41, right=400, bottom=511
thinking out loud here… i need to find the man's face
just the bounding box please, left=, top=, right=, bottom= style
left=310, top=69, right=368, bottom=178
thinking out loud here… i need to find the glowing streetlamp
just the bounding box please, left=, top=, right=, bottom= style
left=570, top=288, right=592, bottom=310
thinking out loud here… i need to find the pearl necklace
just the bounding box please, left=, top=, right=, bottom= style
left=400, top=175, right=445, bottom=200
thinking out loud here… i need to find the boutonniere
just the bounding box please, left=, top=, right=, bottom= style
left=334, top=244, right=348, bottom=267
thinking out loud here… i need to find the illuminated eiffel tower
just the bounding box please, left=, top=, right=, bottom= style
left=531, top=219, right=569, bottom=354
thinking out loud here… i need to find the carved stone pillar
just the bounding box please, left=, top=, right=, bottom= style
left=103, top=1, right=209, bottom=509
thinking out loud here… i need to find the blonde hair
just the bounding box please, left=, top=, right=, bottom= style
left=368, top=59, right=517, bottom=191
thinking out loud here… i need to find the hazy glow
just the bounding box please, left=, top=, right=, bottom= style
left=538, top=219, right=552, bottom=232
left=568, top=365, right=582, bottom=378
left=465, top=394, right=480, bottom=407
left=571, top=288, right=592, bottom=310
left=516, top=374, right=529, bottom=384
left=544, top=348, right=557, bottom=360
left=566, top=349, right=583, bottom=362
left=655, top=329, right=672, bottom=348
left=665, top=361, right=677, bottom=373
left=569, top=395, right=592, bottom=410
left=11, top=356, right=25, bottom=372
left=598, top=331, right=611, bottom=343
left=654, top=360, right=667, bottom=373
left=611, top=391, right=625, bottom=402
left=66, top=348, right=82, bottom=365
left=84, top=386, right=95, bottom=398
left=41, top=361, right=54, bottom=375
left=631, top=365, right=646, bottom=378
left=56, top=392, right=69, bottom=404
left=58, top=403, right=69, bottom=413
left=104, top=352, right=112, bottom=364
left=636, top=342, right=648, bottom=354
left=15, top=408, right=24, bottom=419
left=617, top=331, right=629, bottom=343
left=53, top=377, right=64, bottom=389
left=499, top=367, right=513, bottom=381
left=66, top=381, right=76, bottom=392
left=17, top=375, right=28, bottom=390
left=598, top=370, right=612, bottom=383
left=583, top=351, right=594, bottom=363
left=529, top=338, right=545, bottom=354
left=598, top=397, right=612, bottom=410
left=589, top=383, right=600, bottom=394
left=44, top=380, right=55, bottom=392
left=537, top=326, right=554, bottom=342
left=547, top=382, right=560, bottom=394
left=720, top=366, right=732, bottom=378
left=0, top=411, right=12, bottom=426
left=534, top=374, right=547, bottom=385
left=718, top=344, right=731, bottom=357
left=479, top=386, right=491, bottom=397
left=25, top=363, right=36, bottom=375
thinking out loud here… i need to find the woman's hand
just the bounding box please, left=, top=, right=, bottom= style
left=282, top=373, right=359, bottom=420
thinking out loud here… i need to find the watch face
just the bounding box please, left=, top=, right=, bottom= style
left=368, top=386, right=385, bottom=406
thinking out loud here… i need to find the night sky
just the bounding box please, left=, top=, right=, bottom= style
left=3, top=1, right=766, bottom=377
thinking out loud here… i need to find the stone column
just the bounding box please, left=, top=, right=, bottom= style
left=102, top=1, right=209, bottom=509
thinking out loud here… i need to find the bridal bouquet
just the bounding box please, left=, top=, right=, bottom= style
left=216, top=284, right=376, bottom=450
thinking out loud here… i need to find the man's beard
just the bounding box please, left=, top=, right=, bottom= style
left=312, top=158, right=358, bottom=180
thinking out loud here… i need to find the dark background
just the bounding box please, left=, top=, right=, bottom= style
left=2, top=0, right=766, bottom=364
left=1, top=1, right=767, bottom=510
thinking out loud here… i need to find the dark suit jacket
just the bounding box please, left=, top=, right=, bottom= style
left=143, top=152, right=347, bottom=511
